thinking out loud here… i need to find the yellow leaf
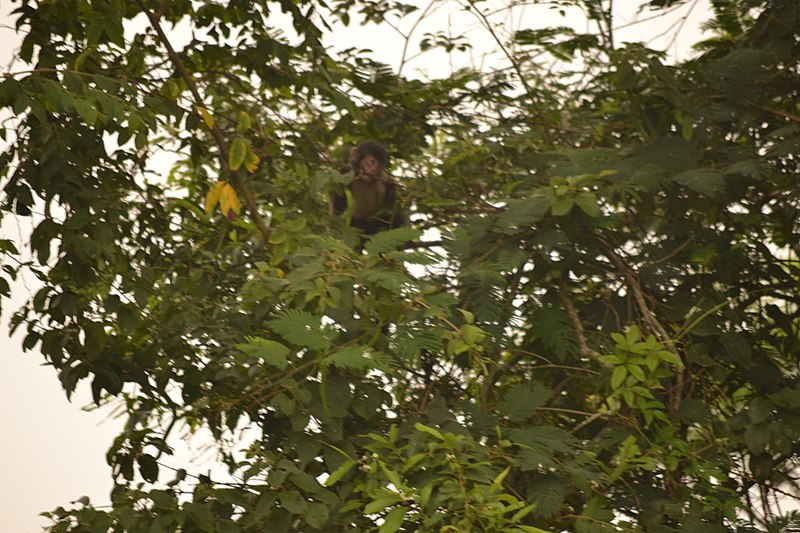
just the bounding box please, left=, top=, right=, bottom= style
left=199, top=107, right=214, bottom=128
left=245, top=150, right=260, bottom=173
left=237, top=110, right=252, bottom=132
left=204, top=181, right=225, bottom=215
left=219, top=182, right=241, bottom=219
left=229, top=137, right=248, bottom=171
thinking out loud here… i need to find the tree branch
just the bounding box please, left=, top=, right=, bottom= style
left=558, top=271, right=607, bottom=365
left=136, top=0, right=271, bottom=242
left=603, top=244, right=686, bottom=411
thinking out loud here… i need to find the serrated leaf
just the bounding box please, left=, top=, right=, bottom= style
left=628, top=364, right=646, bottom=382
left=229, top=137, right=248, bottom=171
left=305, top=502, right=330, bottom=529
left=611, top=366, right=627, bottom=389
left=186, top=503, right=214, bottom=531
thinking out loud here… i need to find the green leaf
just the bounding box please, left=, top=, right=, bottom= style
left=324, top=344, right=389, bottom=371
left=229, top=137, right=248, bottom=171
left=186, top=502, right=215, bottom=532
left=364, top=495, right=402, bottom=515
left=278, top=490, right=308, bottom=514
left=364, top=226, right=422, bottom=255
left=550, top=196, right=574, bottom=216
left=74, top=98, right=99, bottom=125
left=268, top=310, right=333, bottom=351
left=138, top=454, right=159, bottom=483
left=499, top=382, right=553, bottom=422
left=575, top=192, right=601, bottom=217
left=414, top=423, right=444, bottom=440
left=324, top=460, right=356, bottom=486
left=494, top=195, right=550, bottom=234
left=611, top=366, right=627, bottom=389
left=235, top=337, right=290, bottom=369
left=379, top=506, right=407, bottom=533
left=673, top=169, right=725, bottom=197
left=305, top=502, right=330, bottom=529
left=627, top=364, right=646, bottom=382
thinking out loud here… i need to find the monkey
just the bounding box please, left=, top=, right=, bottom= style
left=330, top=140, right=406, bottom=234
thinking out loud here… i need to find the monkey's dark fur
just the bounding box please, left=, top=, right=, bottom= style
left=330, top=140, right=405, bottom=234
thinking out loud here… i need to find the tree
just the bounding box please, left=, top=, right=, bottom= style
left=1, top=0, right=799, bottom=531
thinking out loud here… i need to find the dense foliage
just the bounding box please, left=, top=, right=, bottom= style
left=1, top=0, right=799, bottom=531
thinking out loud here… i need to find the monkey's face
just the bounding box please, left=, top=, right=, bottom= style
left=359, top=154, right=382, bottom=179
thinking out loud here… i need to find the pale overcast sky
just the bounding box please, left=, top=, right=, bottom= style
left=0, top=2, right=712, bottom=531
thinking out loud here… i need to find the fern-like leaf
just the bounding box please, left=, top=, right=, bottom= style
left=499, top=382, right=553, bottom=422
left=324, top=344, right=391, bottom=372
left=674, top=169, right=725, bottom=197
left=494, top=195, right=550, bottom=235
left=358, top=268, right=413, bottom=294
left=525, top=475, right=569, bottom=519
left=364, top=227, right=422, bottom=255
left=268, top=309, right=334, bottom=351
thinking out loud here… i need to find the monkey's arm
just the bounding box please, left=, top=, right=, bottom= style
left=329, top=189, right=349, bottom=216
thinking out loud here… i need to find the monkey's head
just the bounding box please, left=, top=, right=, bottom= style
left=350, top=140, right=389, bottom=180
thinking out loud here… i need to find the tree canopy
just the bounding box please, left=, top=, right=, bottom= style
left=1, top=0, right=800, bottom=531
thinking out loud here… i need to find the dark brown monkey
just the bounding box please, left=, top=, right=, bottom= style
left=330, top=140, right=405, bottom=234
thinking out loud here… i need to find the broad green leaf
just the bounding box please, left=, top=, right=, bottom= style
left=611, top=366, right=627, bottom=389
left=575, top=191, right=601, bottom=217
left=550, top=196, right=573, bottom=216
left=379, top=506, right=407, bottom=533
left=414, top=423, right=444, bottom=440
left=364, top=495, right=402, bottom=515
left=237, top=110, right=252, bottom=131
left=324, top=460, right=356, bottom=486
left=229, top=137, right=248, bottom=171
left=74, top=99, right=98, bottom=124
left=278, top=490, right=308, bottom=514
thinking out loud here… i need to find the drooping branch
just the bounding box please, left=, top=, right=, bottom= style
left=136, top=0, right=271, bottom=242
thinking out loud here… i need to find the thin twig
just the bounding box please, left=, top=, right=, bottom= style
left=136, top=0, right=271, bottom=242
